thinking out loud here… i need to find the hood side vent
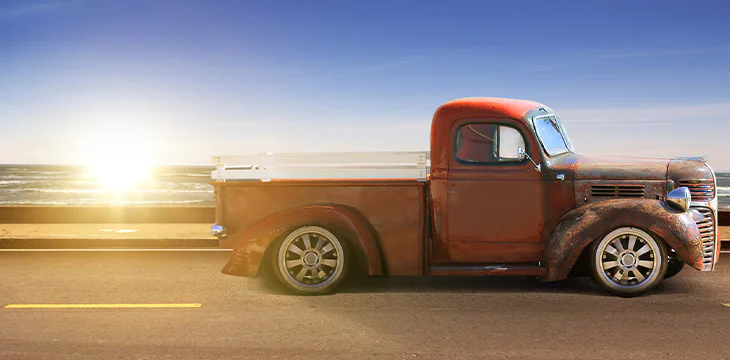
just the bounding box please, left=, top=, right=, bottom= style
left=590, top=184, right=646, bottom=198
left=677, top=180, right=714, bottom=201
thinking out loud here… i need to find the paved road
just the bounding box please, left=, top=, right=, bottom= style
left=1, top=251, right=729, bottom=359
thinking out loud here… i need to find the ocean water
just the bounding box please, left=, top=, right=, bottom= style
left=716, top=172, right=730, bottom=209
left=0, top=165, right=728, bottom=208
left=0, top=165, right=215, bottom=206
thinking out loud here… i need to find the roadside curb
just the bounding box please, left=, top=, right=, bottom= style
left=0, top=238, right=219, bottom=249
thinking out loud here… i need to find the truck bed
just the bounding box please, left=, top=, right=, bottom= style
left=211, top=152, right=430, bottom=275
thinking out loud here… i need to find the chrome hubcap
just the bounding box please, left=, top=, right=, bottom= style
left=280, top=229, right=342, bottom=287
left=620, top=253, right=636, bottom=267
left=303, top=252, right=319, bottom=266
left=599, top=230, right=658, bottom=287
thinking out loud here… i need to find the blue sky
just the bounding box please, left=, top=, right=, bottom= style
left=1, top=0, right=729, bottom=170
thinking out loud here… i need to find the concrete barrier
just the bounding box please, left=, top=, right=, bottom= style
left=0, top=206, right=215, bottom=224
left=719, top=209, right=729, bottom=227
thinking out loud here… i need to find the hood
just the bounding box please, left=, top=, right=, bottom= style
left=666, top=158, right=715, bottom=183
left=573, top=156, right=670, bottom=181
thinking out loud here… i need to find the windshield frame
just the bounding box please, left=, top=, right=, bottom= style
left=531, top=113, right=574, bottom=157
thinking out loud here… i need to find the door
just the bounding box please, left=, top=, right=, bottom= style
left=444, top=119, right=544, bottom=263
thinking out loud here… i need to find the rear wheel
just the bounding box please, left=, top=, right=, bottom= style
left=272, top=226, right=348, bottom=295
left=590, top=227, right=667, bottom=297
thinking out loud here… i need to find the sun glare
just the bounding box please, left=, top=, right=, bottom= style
left=84, top=126, right=157, bottom=190
left=88, top=156, right=154, bottom=190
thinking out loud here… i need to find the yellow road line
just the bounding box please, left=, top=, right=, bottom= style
left=4, top=303, right=202, bottom=309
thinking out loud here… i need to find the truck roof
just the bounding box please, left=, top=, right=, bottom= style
left=432, top=97, right=547, bottom=128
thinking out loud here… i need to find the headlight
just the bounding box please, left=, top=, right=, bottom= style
left=666, top=186, right=691, bottom=212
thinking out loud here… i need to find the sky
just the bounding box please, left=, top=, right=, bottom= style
left=1, top=0, right=729, bottom=170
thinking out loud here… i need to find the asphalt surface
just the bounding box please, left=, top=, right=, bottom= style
left=1, top=251, right=729, bottom=360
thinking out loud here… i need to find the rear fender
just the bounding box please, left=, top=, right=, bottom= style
left=541, top=199, right=702, bottom=282
left=222, top=204, right=383, bottom=277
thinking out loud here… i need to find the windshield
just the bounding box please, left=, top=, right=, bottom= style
left=533, top=115, right=574, bottom=156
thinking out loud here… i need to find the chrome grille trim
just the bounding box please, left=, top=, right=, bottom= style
left=678, top=180, right=715, bottom=201
left=693, top=207, right=715, bottom=270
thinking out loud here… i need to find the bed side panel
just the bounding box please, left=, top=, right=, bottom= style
left=220, top=182, right=426, bottom=275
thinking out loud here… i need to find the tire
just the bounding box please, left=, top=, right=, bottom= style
left=271, top=226, right=349, bottom=295
left=589, top=227, right=668, bottom=297
left=664, top=249, right=685, bottom=279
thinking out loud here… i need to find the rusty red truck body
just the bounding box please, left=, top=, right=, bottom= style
left=210, top=98, right=718, bottom=297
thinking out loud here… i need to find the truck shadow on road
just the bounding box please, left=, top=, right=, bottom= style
left=252, top=266, right=719, bottom=297
left=335, top=275, right=607, bottom=296
left=329, top=274, right=706, bottom=297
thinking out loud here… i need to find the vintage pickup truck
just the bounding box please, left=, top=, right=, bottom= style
left=210, top=98, right=718, bottom=297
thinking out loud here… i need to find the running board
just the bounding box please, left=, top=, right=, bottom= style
left=428, top=264, right=546, bottom=277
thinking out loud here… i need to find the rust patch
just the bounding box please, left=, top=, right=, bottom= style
left=541, top=199, right=702, bottom=282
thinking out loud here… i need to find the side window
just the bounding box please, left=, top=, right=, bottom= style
left=455, top=123, right=526, bottom=164
left=497, top=126, right=525, bottom=161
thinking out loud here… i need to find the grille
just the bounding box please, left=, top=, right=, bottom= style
left=590, top=184, right=645, bottom=198
left=677, top=180, right=715, bottom=201
left=694, top=207, right=715, bottom=268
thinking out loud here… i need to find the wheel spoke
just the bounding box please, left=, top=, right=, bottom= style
left=613, top=238, right=625, bottom=252
left=301, top=234, right=312, bottom=250
left=635, top=244, right=651, bottom=256
left=285, top=260, right=302, bottom=269
left=295, top=267, right=308, bottom=281
left=321, top=259, right=337, bottom=268
left=320, top=243, right=335, bottom=255
left=627, top=236, right=637, bottom=252
left=605, top=245, right=620, bottom=257
left=613, top=269, right=624, bottom=282
left=620, top=269, right=629, bottom=284
left=287, top=244, right=304, bottom=256
left=314, top=237, right=325, bottom=251
left=313, top=267, right=324, bottom=279
left=637, top=260, right=654, bottom=269
left=632, top=269, right=646, bottom=283
left=602, top=261, right=619, bottom=270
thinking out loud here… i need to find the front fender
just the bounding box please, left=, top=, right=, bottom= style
left=541, top=199, right=702, bottom=282
left=222, top=204, right=383, bottom=277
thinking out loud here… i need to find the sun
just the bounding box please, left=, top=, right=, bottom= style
left=88, top=154, right=154, bottom=190
left=83, top=126, right=157, bottom=190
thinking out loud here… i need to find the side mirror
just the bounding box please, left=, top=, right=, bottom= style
left=517, top=146, right=541, bottom=172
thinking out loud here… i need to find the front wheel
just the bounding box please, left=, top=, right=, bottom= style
left=589, top=227, right=667, bottom=297
left=272, top=226, right=349, bottom=295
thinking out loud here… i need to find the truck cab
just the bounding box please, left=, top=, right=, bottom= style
left=211, top=98, right=718, bottom=297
